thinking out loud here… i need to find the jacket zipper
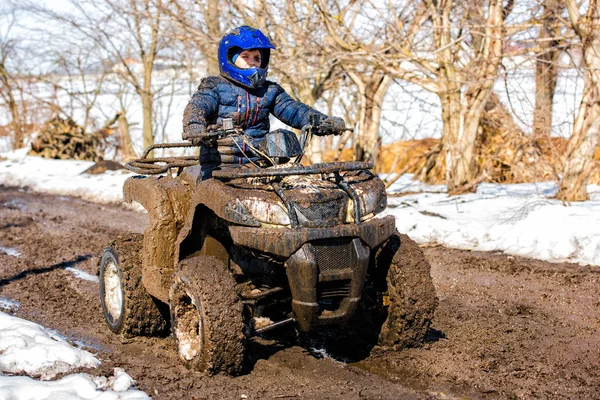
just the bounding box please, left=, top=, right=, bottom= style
left=244, top=92, right=250, bottom=128
left=251, top=98, right=260, bottom=126
left=236, top=95, right=242, bottom=125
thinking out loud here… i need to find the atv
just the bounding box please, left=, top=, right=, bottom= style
left=98, top=117, right=437, bottom=375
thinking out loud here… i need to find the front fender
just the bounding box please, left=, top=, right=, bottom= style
left=123, top=175, right=192, bottom=302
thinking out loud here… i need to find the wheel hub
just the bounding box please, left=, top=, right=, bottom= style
left=102, top=257, right=123, bottom=323
left=173, top=288, right=204, bottom=361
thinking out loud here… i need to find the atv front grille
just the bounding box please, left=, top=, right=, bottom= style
left=293, top=199, right=342, bottom=226
left=317, top=279, right=351, bottom=298
left=313, top=239, right=354, bottom=272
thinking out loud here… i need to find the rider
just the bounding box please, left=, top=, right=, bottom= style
left=182, top=25, right=346, bottom=180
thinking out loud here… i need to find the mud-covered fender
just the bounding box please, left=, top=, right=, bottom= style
left=123, top=175, right=192, bottom=302
left=175, top=178, right=276, bottom=260
left=175, top=179, right=239, bottom=262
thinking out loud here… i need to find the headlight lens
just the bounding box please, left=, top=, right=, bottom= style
left=241, top=198, right=290, bottom=226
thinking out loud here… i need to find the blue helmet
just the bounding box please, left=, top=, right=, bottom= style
left=218, top=26, right=276, bottom=89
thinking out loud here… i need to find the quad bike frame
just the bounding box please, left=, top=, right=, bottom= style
left=99, top=136, right=437, bottom=375
left=123, top=156, right=395, bottom=333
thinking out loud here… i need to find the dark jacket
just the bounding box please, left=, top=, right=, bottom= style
left=183, top=75, right=325, bottom=165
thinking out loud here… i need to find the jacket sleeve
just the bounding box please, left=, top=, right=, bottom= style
left=271, top=84, right=327, bottom=130
left=182, top=77, right=220, bottom=138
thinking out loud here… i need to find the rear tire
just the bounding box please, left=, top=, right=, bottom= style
left=169, top=256, right=245, bottom=375
left=99, top=234, right=168, bottom=337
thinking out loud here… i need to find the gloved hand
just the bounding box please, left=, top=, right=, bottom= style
left=316, top=116, right=346, bottom=136
left=182, top=124, right=207, bottom=146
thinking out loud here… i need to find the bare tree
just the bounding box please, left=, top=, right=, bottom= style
left=46, top=45, right=110, bottom=132
left=532, top=0, right=565, bottom=139
left=422, top=0, right=509, bottom=192
left=114, top=82, right=138, bottom=160
left=0, top=6, right=26, bottom=148
left=345, top=69, right=392, bottom=164
left=22, top=0, right=176, bottom=149
left=163, top=0, right=223, bottom=76
left=316, top=0, right=514, bottom=191
left=556, top=0, right=600, bottom=201
left=313, top=0, right=394, bottom=165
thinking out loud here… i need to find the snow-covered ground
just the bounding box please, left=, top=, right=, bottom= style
left=0, top=311, right=150, bottom=399
left=385, top=175, right=600, bottom=266
left=0, top=147, right=599, bottom=398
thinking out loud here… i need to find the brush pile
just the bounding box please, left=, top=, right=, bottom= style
left=29, top=116, right=104, bottom=161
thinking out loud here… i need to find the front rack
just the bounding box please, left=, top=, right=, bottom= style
left=124, top=143, right=374, bottom=179
left=124, top=142, right=198, bottom=175
left=212, top=162, right=374, bottom=180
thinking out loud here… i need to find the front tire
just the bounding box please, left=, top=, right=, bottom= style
left=169, top=256, right=245, bottom=375
left=305, top=233, right=438, bottom=360
left=99, top=234, right=168, bottom=337
left=371, top=232, right=438, bottom=347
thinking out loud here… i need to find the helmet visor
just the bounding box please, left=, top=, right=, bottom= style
left=228, top=47, right=270, bottom=69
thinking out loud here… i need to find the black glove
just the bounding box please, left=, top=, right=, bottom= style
left=182, top=124, right=207, bottom=145
left=316, top=116, right=346, bottom=136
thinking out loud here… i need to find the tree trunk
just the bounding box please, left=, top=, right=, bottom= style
left=556, top=40, right=600, bottom=201
left=0, top=63, right=24, bottom=149
left=141, top=91, right=154, bottom=149
left=440, top=89, right=466, bottom=189
left=141, top=42, right=155, bottom=150
left=8, top=95, right=24, bottom=149
left=118, top=111, right=137, bottom=161
left=557, top=0, right=600, bottom=201
left=353, top=73, right=392, bottom=164
left=205, top=0, right=221, bottom=76
left=532, top=0, right=563, bottom=139
left=436, top=0, right=504, bottom=193
left=437, top=60, right=492, bottom=192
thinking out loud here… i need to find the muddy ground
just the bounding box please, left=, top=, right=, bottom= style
left=0, top=185, right=598, bottom=399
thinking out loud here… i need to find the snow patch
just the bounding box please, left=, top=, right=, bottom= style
left=0, top=312, right=100, bottom=379
left=0, top=298, right=20, bottom=311
left=0, top=150, right=134, bottom=205
left=0, top=312, right=151, bottom=398
left=385, top=181, right=600, bottom=266
left=0, top=369, right=150, bottom=399
left=66, top=267, right=99, bottom=283
left=0, top=246, right=22, bottom=257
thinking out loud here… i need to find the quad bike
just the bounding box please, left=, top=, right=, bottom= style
left=98, top=117, right=437, bottom=375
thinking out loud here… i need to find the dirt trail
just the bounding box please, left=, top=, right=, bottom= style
left=0, top=185, right=598, bottom=399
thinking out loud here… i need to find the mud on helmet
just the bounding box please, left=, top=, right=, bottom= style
left=218, top=26, right=276, bottom=89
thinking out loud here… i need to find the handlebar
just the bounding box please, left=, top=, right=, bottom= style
left=124, top=117, right=355, bottom=175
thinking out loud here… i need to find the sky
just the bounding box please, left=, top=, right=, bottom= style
left=0, top=148, right=598, bottom=398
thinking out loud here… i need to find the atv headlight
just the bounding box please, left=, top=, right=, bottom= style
left=343, top=171, right=387, bottom=221
left=241, top=198, right=290, bottom=226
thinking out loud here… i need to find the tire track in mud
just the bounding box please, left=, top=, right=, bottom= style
left=1, top=185, right=599, bottom=399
